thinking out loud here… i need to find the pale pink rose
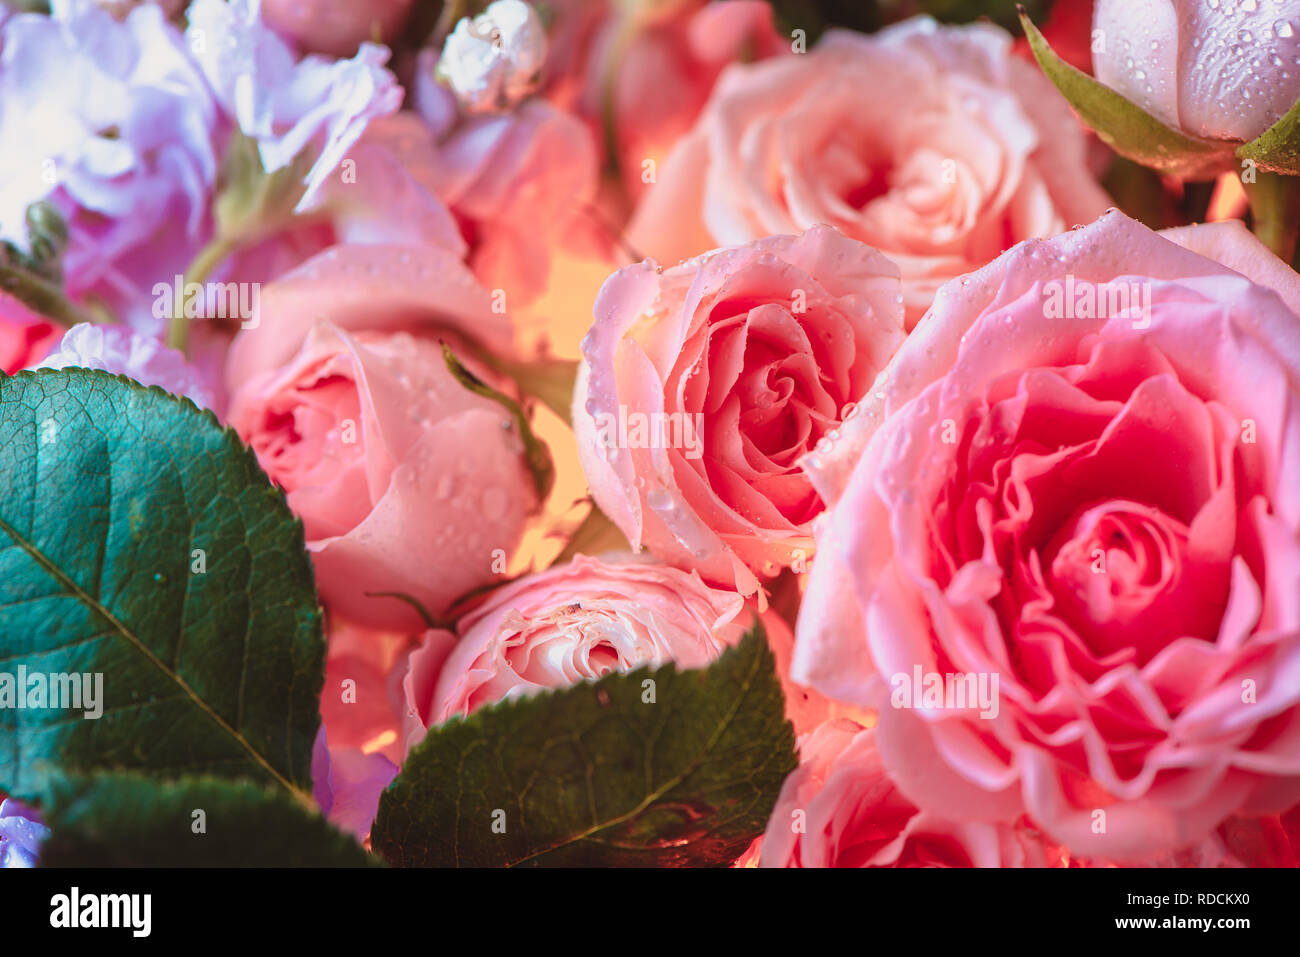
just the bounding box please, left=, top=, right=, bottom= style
left=227, top=322, right=540, bottom=631
left=572, top=226, right=905, bottom=597
left=1093, top=0, right=1300, bottom=142
left=412, top=55, right=600, bottom=310
left=34, top=322, right=215, bottom=409
left=759, top=720, right=1053, bottom=868
left=262, top=0, right=413, bottom=57
left=0, top=293, right=59, bottom=374
left=402, top=554, right=751, bottom=736
left=794, top=210, right=1300, bottom=862
left=627, top=16, right=1110, bottom=327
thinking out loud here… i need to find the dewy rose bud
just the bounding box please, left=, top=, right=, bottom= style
left=401, top=554, right=749, bottom=735
left=573, top=226, right=904, bottom=596
left=628, top=16, right=1110, bottom=326
left=1093, top=0, right=1300, bottom=142
left=795, top=211, right=1300, bottom=862
left=228, top=323, right=540, bottom=631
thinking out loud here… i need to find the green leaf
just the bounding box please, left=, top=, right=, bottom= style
left=1239, top=95, right=1300, bottom=176
left=441, top=343, right=556, bottom=501
left=0, top=369, right=324, bottom=803
left=1019, top=8, right=1236, bottom=180
left=38, top=771, right=378, bottom=867
left=372, top=625, right=797, bottom=867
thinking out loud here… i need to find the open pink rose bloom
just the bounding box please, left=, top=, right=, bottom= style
left=3, top=0, right=1300, bottom=903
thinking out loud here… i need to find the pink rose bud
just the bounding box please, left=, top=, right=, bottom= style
left=228, top=322, right=540, bottom=631
left=1093, top=0, right=1300, bottom=142
left=573, top=226, right=905, bottom=597
left=794, top=211, right=1300, bottom=863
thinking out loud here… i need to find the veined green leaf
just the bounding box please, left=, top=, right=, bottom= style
left=373, top=626, right=797, bottom=867
left=0, top=369, right=324, bottom=803
left=1239, top=94, right=1300, bottom=176
left=39, top=771, right=377, bottom=867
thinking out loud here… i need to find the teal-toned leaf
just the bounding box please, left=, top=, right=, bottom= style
left=0, top=369, right=323, bottom=803
left=372, top=625, right=797, bottom=867
left=1019, top=9, right=1236, bottom=180
left=1239, top=94, right=1300, bottom=176
left=441, top=343, right=556, bottom=501
left=38, top=771, right=378, bottom=867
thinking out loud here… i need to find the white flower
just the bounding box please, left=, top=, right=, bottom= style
left=34, top=323, right=215, bottom=409
left=437, top=0, right=547, bottom=113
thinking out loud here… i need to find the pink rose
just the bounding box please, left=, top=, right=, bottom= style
left=794, top=211, right=1300, bottom=862
left=0, top=293, right=59, bottom=374
left=573, top=226, right=904, bottom=596
left=261, top=0, right=413, bottom=57
left=228, top=322, right=540, bottom=631
left=402, top=554, right=752, bottom=735
left=759, top=720, right=1053, bottom=868
left=627, top=17, right=1110, bottom=326
left=1093, top=0, right=1300, bottom=142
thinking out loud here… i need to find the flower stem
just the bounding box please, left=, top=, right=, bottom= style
left=0, top=263, right=93, bottom=328
left=166, top=234, right=237, bottom=355
left=1245, top=170, right=1300, bottom=264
